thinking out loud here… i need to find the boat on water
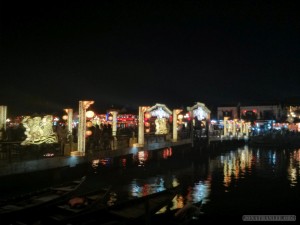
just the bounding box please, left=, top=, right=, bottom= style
left=0, top=176, right=86, bottom=225
left=42, top=184, right=180, bottom=225
left=41, top=185, right=112, bottom=225
left=152, top=200, right=203, bottom=225
left=108, top=185, right=181, bottom=224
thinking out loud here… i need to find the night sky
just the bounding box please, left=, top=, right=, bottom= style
left=1, top=1, right=299, bottom=116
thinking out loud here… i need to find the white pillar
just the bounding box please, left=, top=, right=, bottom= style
left=137, top=106, right=148, bottom=146
left=223, top=117, right=229, bottom=136
left=241, top=122, right=245, bottom=135
left=110, top=111, right=118, bottom=150
left=64, top=108, right=73, bottom=135
left=232, top=120, right=236, bottom=137
left=111, top=111, right=118, bottom=137
left=78, top=101, right=94, bottom=156
left=187, top=107, right=194, bottom=147
left=245, top=122, right=250, bottom=137
left=0, top=105, right=7, bottom=140
left=172, top=109, right=182, bottom=142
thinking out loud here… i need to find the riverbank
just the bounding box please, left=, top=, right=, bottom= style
left=0, top=139, right=192, bottom=178
left=0, top=137, right=248, bottom=178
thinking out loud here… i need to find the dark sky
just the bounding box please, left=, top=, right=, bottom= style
left=1, top=1, right=300, bottom=116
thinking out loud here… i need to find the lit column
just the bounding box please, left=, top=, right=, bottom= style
left=111, top=111, right=118, bottom=137
left=172, top=109, right=182, bottom=142
left=245, top=122, right=250, bottom=137
left=232, top=120, right=236, bottom=137
left=241, top=121, right=245, bottom=135
left=0, top=105, right=7, bottom=140
left=110, top=110, right=118, bottom=150
left=187, top=107, right=194, bottom=147
left=137, top=106, right=148, bottom=147
left=78, top=101, right=94, bottom=156
left=223, top=117, right=229, bottom=136
left=64, top=108, right=73, bottom=135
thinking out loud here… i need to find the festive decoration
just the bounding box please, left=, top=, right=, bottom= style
left=21, top=115, right=58, bottom=145
left=86, top=110, right=95, bottom=118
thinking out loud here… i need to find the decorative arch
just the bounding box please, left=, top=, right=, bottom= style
left=188, top=102, right=211, bottom=120
left=146, top=103, right=172, bottom=135
left=146, top=103, right=172, bottom=118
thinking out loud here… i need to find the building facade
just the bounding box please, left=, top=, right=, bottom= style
left=217, top=104, right=284, bottom=121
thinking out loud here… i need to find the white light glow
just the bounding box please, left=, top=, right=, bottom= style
left=151, top=107, right=170, bottom=118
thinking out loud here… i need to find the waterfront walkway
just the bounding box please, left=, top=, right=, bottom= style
left=0, top=139, right=192, bottom=177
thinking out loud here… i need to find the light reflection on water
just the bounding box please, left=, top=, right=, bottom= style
left=288, top=148, right=300, bottom=187
left=216, top=146, right=300, bottom=190
left=219, top=146, right=254, bottom=189
left=91, top=145, right=300, bottom=216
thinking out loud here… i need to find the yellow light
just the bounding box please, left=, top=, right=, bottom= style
left=108, top=114, right=113, bottom=121
left=86, top=130, right=92, bottom=136
left=62, top=115, right=68, bottom=120
left=86, top=121, right=93, bottom=127
left=144, top=112, right=151, bottom=119
left=86, top=110, right=95, bottom=118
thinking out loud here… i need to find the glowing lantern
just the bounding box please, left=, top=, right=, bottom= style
left=86, top=110, right=95, bottom=118
left=86, top=121, right=93, bottom=127
left=144, top=112, right=151, bottom=119
left=86, top=130, right=92, bottom=136
left=145, top=128, right=150, bottom=133
left=62, top=115, right=68, bottom=120
left=108, top=114, right=113, bottom=121
left=178, top=114, right=183, bottom=120
left=144, top=122, right=150, bottom=127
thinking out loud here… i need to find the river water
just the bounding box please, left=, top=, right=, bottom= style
left=1, top=143, right=299, bottom=224
left=90, top=144, right=299, bottom=223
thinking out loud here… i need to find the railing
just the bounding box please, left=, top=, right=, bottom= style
left=0, top=141, right=62, bottom=162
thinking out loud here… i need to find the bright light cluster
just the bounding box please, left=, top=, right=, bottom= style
left=150, top=107, right=170, bottom=118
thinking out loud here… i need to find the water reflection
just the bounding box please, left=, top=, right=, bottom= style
left=91, top=157, right=112, bottom=170
left=90, top=144, right=299, bottom=217
left=288, top=148, right=300, bottom=187
left=219, top=146, right=254, bottom=189
left=136, top=150, right=149, bottom=167
left=215, top=146, right=300, bottom=190
left=192, top=179, right=211, bottom=204
left=129, top=177, right=166, bottom=198
left=162, top=147, right=173, bottom=159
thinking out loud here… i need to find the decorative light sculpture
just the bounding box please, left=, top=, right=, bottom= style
left=151, top=107, right=170, bottom=118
